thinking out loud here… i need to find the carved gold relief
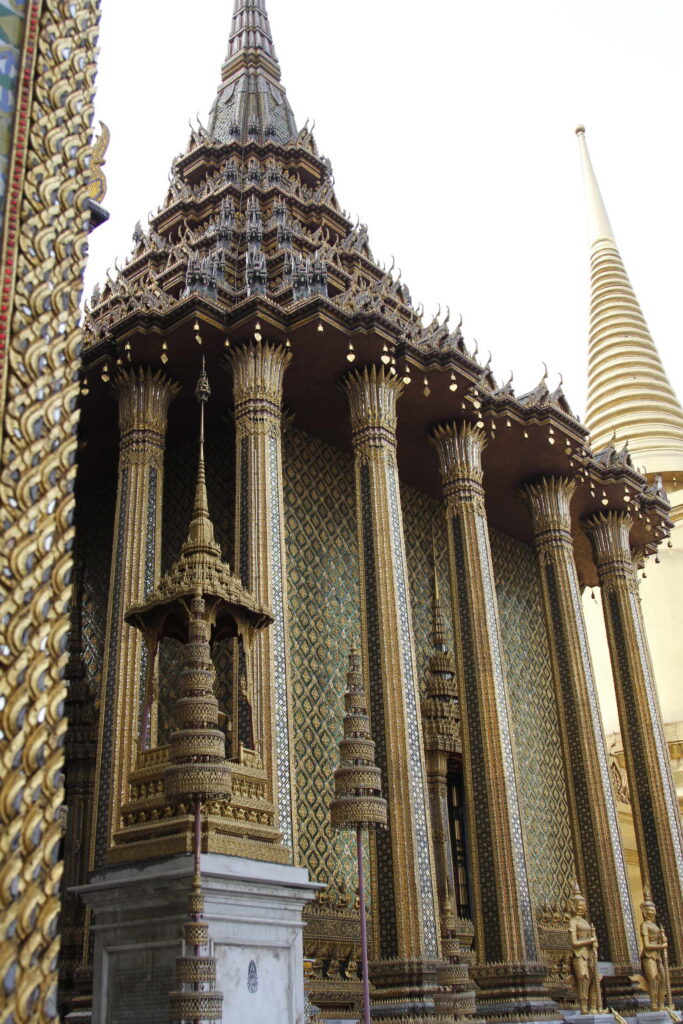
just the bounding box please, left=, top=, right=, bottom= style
left=0, top=3, right=101, bottom=1021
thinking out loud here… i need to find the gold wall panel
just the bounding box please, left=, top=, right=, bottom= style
left=400, top=484, right=453, bottom=695
left=283, top=426, right=362, bottom=887
left=491, top=529, right=576, bottom=906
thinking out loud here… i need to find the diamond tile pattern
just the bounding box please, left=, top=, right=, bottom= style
left=401, top=484, right=453, bottom=692
left=491, top=529, right=576, bottom=905
left=283, top=426, right=361, bottom=885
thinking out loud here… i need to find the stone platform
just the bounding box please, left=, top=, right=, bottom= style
left=77, top=853, right=319, bottom=1024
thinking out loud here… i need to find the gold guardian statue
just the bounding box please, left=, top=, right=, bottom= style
left=567, top=882, right=604, bottom=1015
left=639, top=891, right=671, bottom=1011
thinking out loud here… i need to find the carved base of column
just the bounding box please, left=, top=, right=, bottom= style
left=369, top=958, right=440, bottom=1021
left=603, top=969, right=650, bottom=1014
left=471, top=962, right=562, bottom=1022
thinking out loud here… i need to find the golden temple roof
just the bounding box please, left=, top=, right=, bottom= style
left=576, top=126, right=683, bottom=476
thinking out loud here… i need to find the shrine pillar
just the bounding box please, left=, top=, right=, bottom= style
left=584, top=511, right=683, bottom=989
left=91, top=368, right=178, bottom=864
left=432, top=422, right=557, bottom=1020
left=346, top=365, right=441, bottom=1016
left=230, top=339, right=296, bottom=854
left=522, top=478, right=642, bottom=1007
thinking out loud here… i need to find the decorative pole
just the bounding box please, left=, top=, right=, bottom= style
left=331, top=648, right=388, bottom=1024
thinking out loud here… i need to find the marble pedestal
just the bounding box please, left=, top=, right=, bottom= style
left=635, top=1013, right=673, bottom=1024
left=78, top=853, right=318, bottom=1024
left=561, top=1015, right=619, bottom=1024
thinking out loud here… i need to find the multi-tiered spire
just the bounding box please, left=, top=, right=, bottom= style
left=576, top=126, right=683, bottom=475
left=209, top=0, right=297, bottom=144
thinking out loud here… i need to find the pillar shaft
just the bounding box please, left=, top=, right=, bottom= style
left=523, top=479, right=640, bottom=981
left=424, top=749, right=457, bottom=939
left=91, top=368, right=177, bottom=864
left=347, top=365, right=439, bottom=965
left=231, top=340, right=296, bottom=853
left=433, top=422, right=537, bottom=967
left=585, top=511, right=683, bottom=971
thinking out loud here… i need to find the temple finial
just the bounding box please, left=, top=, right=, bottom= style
left=209, top=0, right=297, bottom=143
left=182, top=357, right=220, bottom=560
left=575, top=125, right=616, bottom=250
left=576, top=128, right=683, bottom=472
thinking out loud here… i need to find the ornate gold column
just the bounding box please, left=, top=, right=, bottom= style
left=432, top=422, right=556, bottom=1018
left=584, top=511, right=683, bottom=984
left=346, top=366, right=441, bottom=1012
left=522, top=479, right=642, bottom=1004
left=91, top=368, right=177, bottom=864
left=230, top=339, right=296, bottom=853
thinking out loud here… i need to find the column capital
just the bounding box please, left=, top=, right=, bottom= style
left=114, top=367, right=179, bottom=452
left=521, top=476, right=576, bottom=549
left=432, top=422, right=487, bottom=515
left=345, top=364, right=403, bottom=452
left=229, top=340, right=291, bottom=425
left=583, top=510, right=635, bottom=588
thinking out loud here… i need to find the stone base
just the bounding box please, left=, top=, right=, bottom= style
left=603, top=968, right=651, bottom=1014
left=369, top=958, right=440, bottom=1021
left=77, top=853, right=318, bottom=1024
left=560, top=1015, right=618, bottom=1024
left=635, top=1013, right=673, bottom=1024
left=472, top=961, right=562, bottom=1022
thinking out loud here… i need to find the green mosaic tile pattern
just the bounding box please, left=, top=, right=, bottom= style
left=491, top=529, right=576, bottom=906
left=283, top=426, right=361, bottom=886
left=400, top=484, right=453, bottom=692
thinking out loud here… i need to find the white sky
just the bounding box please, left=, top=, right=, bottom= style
left=85, top=0, right=683, bottom=420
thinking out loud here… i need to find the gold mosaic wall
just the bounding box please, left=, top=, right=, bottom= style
left=491, top=529, right=576, bottom=906
left=282, top=428, right=574, bottom=910
left=96, top=415, right=575, bottom=909
left=283, top=426, right=361, bottom=886
left=400, top=483, right=454, bottom=693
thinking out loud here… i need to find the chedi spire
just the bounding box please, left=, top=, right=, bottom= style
left=576, top=126, right=683, bottom=475
left=209, top=0, right=297, bottom=144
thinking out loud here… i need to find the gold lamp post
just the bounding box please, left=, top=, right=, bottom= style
left=330, top=648, right=388, bottom=1024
